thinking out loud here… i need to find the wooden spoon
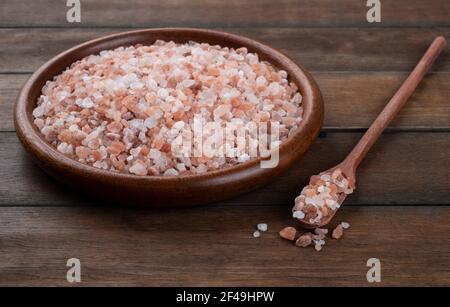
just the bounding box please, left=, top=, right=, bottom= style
left=294, top=36, right=446, bottom=229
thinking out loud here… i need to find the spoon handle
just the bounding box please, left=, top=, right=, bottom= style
left=342, top=36, right=446, bottom=173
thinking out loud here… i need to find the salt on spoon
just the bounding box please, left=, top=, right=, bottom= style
left=292, top=36, right=446, bottom=229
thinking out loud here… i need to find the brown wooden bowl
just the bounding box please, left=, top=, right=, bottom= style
left=14, top=28, right=324, bottom=207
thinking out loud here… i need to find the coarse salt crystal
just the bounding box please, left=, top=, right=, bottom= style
left=292, top=211, right=305, bottom=219
left=341, top=222, right=350, bottom=229
left=257, top=223, right=268, bottom=232
left=129, top=161, right=147, bottom=176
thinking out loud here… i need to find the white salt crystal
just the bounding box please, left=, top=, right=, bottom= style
left=257, top=223, right=268, bottom=232
left=163, top=168, right=179, bottom=176
left=182, top=79, right=195, bottom=88
left=157, top=88, right=169, bottom=99
left=341, top=222, right=350, bottom=229
left=144, top=117, right=158, bottom=129
left=56, top=91, right=69, bottom=102
left=129, top=162, right=147, bottom=176
left=176, top=163, right=187, bottom=172
left=32, top=105, right=45, bottom=118
left=76, top=97, right=94, bottom=108
left=293, top=211, right=305, bottom=219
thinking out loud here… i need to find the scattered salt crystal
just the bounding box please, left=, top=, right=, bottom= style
left=341, top=222, right=350, bottom=229
left=279, top=227, right=296, bottom=241
left=257, top=223, right=268, bottom=232
left=314, top=228, right=328, bottom=235
left=332, top=224, right=344, bottom=240
left=295, top=233, right=312, bottom=248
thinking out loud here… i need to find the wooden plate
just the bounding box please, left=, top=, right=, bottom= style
left=14, top=28, right=324, bottom=207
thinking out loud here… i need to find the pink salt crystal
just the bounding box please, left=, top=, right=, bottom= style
left=75, top=146, right=91, bottom=159
left=92, top=150, right=102, bottom=161
left=292, top=168, right=354, bottom=226
left=129, top=161, right=148, bottom=176
left=213, top=104, right=231, bottom=119
left=332, top=224, right=344, bottom=240
left=279, top=227, right=296, bottom=241
left=107, top=141, right=126, bottom=155
left=33, top=118, right=45, bottom=130
left=107, top=121, right=123, bottom=133
left=314, top=228, right=329, bottom=236
left=295, top=233, right=313, bottom=248
left=57, top=129, right=72, bottom=143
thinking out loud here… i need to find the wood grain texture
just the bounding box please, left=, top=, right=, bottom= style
left=1, top=28, right=449, bottom=73
left=1, top=132, right=448, bottom=207
left=3, top=72, right=450, bottom=132
left=0, top=205, right=448, bottom=286
left=1, top=0, right=449, bottom=287
left=1, top=0, right=450, bottom=27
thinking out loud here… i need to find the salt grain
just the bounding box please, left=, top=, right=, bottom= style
left=332, top=224, right=344, bottom=240
left=295, top=233, right=312, bottom=248
left=257, top=223, right=268, bottom=232
left=292, top=211, right=305, bottom=219
left=341, top=222, right=350, bottom=229
left=279, top=227, right=296, bottom=241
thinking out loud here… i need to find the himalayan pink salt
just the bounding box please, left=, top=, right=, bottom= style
left=332, top=224, right=344, bottom=240
left=281, top=222, right=350, bottom=251
left=295, top=233, right=313, bottom=248
left=32, top=40, right=303, bottom=176
left=292, top=169, right=354, bottom=226
left=279, top=227, right=296, bottom=241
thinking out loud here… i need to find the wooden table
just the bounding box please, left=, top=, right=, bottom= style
left=0, top=0, right=449, bottom=286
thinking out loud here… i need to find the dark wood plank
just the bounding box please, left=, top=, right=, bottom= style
left=0, top=205, right=448, bottom=286
left=0, top=74, right=27, bottom=131
left=1, top=28, right=449, bottom=73
left=0, top=132, right=448, bottom=206
left=317, top=72, right=450, bottom=130
left=3, top=72, right=450, bottom=132
left=1, top=0, right=450, bottom=27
